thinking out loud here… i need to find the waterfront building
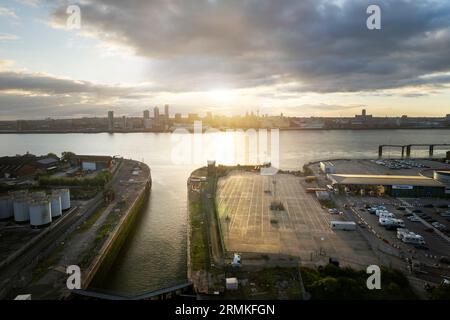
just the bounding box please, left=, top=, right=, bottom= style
left=108, top=111, right=114, bottom=131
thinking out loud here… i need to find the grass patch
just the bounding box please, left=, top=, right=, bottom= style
left=189, top=201, right=210, bottom=271
left=224, top=267, right=301, bottom=300
left=32, top=243, right=64, bottom=282
left=301, top=264, right=417, bottom=300
left=75, top=206, right=106, bottom=234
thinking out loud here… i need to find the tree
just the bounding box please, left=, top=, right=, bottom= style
left=61, top=151, right=76, bottom=163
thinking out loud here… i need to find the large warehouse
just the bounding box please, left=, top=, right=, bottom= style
left=328, top=172, right=450, bottom=198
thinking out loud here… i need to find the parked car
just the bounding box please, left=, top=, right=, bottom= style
left=424, top=204, right=434, bottom=208
left=412, top=209, right=423, bottom=213
left=408, top=216, right=421, bottom=222
left=432, top=222, right=447, bottom=230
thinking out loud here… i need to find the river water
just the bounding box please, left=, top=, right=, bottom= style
left=0, top=129, right=449, bottom=294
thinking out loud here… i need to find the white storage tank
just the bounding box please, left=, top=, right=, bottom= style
left=0, top=196, right=14, bottom=220
left=29, top=199, right=52, bottom=228
left=13, top=196, right=30, bottom=223
left=59, top=189, right=71, bottom=211
left=50, top=192, right=62, bottom=219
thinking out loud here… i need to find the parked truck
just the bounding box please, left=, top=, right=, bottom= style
left=331, top=221, right=357, bottom=231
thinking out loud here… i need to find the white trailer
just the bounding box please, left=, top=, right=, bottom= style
left=402, top=234, right=426, bottom=246
left=331, top=221, right=357, bottom=231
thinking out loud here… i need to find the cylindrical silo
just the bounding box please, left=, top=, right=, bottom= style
left=29, top=199, right=52, bottom=228
left=13, top=196, right=30, bottom=223
left=59, top=189, right=71, bottom=211
left=50, top=192, right=62, bottom=219
left=0, top=195, right=14, bottom=220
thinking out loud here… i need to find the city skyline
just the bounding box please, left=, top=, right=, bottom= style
left=1, top=1, right=450, bottom=119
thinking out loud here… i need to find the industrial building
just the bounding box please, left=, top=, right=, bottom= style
left=320, top=161, right=335, bottom=174
left=328, top=172, right=450, bottom=198
left=72, top=155, right=112, bottom=171
left=0, top=189, right=71, bottom=227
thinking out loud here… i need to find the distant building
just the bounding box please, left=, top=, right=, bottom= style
left=174, top=113, right=182, bottom=122
left=154, top=107, right=160, bottom=119
left=143, top=110, right=150, bottom=120
left=35, top=157, right=59, bottom=169
left=207, top=160, right=216, bottom=177
left=72, top=155, right=112, bottom=171
left=188, top=113, right=199, bottom=122
left=143, top=119, right=153, bottom=129
left=164, top=104, right=169, bottom=120
left=328, top=173, right=448, bottom=198
left=108, top=111, right=114, bottom=131
left=320, top=161, right=335, bottom=174
left=355, top=108, right=372, bottom=120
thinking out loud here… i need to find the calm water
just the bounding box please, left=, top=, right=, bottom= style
left=0, top=129, right=449, bottom=294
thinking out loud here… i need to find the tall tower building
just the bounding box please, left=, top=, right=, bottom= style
left=108, top=111, right=114, bottom=131
left=143, top=110, right=150, bottom=120
left=154, top=106, right=160, bottom=119
left=164, top=104, right=169, bottom=120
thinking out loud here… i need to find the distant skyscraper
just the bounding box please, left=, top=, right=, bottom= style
left=154, top=106, right=160, bottom=119
left=108, top=111, right=114, bottom=131
left=362, top=109, right=367, bottom=117
left=164, top=104, right=169, bottom=120
left=143, top=110, right=150, bottom=120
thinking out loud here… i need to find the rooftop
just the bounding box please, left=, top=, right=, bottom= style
left=328, top=174, right=446, bottom=187
left=73, top=155, right=112, bottom=162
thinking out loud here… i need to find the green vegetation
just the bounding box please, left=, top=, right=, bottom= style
left=189, top=201, right=210, bottom=271
left=70, top=187, right=101, bottom=200
left=39, top=170, right=112, bottom=187
left=75, top=206, right=106, bottom=234
left=302, top=165, right=313, bottom=176
left=427, top=283, right=450, bottom=300
left=301, top=264, right=417, bottom=300
left=319, top=199, right=336, bottom=209
left=224, top=267, right=302, bottom=299
left=32, top=244, right=64, bottom=282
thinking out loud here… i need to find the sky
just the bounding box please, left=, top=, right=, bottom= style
left=0, top=0, right=449, bottom=120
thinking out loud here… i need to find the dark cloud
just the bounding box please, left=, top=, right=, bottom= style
left=0, top=71, right=133, bottom=96
left=0, top=71, right=157, bottom=119
left=49, top=0, right=450, bottom=92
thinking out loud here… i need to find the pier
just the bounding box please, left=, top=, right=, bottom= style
left=378, top=143, right=450, bottom=158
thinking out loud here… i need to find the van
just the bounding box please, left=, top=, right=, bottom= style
left=379, top=212, right=395, bottom=219
left=376, top=210, right=390, bottom=217
left=402, top=234, right=426, bottom=245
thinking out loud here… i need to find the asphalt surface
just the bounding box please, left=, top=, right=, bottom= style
left=216, top=171, right=377, bottom=267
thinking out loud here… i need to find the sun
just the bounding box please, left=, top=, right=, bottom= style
left=208, top=89, right=237, bottom=104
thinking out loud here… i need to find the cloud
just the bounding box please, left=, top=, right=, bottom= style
left=0, top=70, right=161, bottom=119
left=0, top=33, right=20, bottom=41
left=0, top=6, right=18, bottom=18
left=47, top=0, right=450, bottom=93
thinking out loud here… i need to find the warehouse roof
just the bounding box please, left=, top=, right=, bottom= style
left=73, top=155, right=112, bottom=162
left=328, top=174, right=445, bottom=187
